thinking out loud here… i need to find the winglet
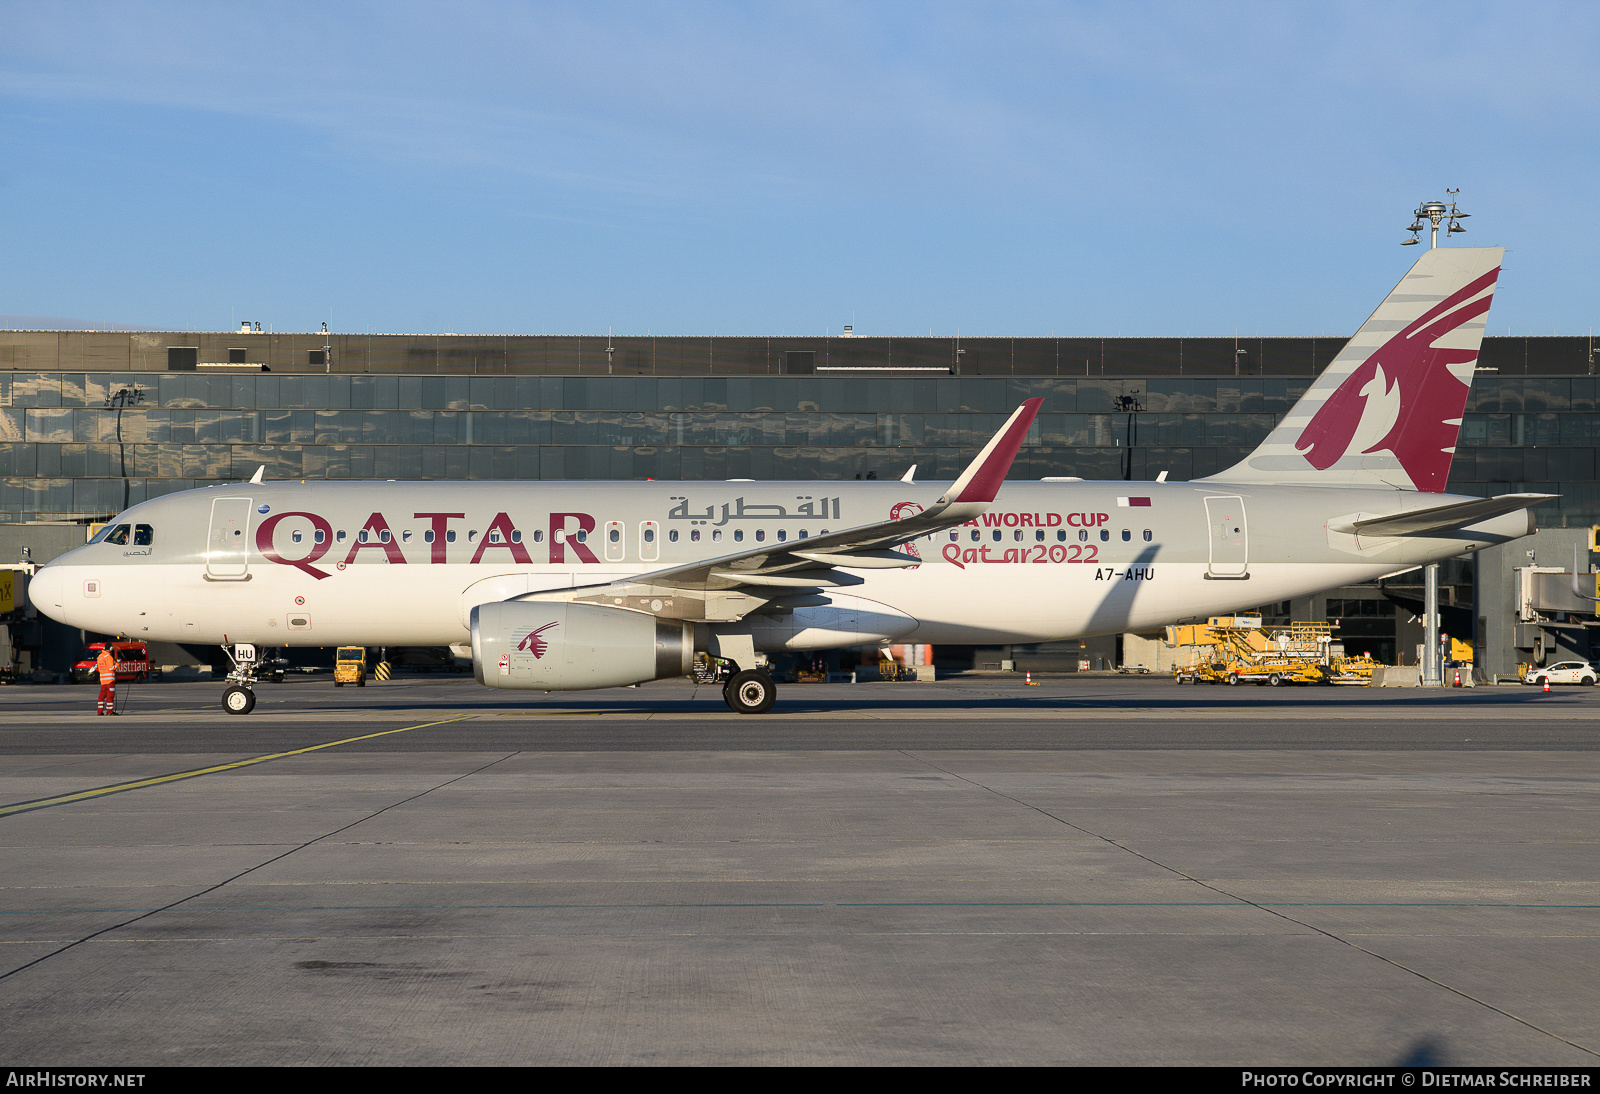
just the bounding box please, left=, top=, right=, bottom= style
left=940, top=398, right=1043, bottom=504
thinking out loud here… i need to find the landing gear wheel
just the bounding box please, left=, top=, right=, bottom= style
left=723, top=669, right=777, bottom=714
left=222, top=686, right=256, bottom=715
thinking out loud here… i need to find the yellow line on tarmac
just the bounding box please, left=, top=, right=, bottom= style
left=0, top=715, right=476, bottom=818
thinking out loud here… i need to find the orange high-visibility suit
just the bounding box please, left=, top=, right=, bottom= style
left=96, top=648, right=117, bottom=715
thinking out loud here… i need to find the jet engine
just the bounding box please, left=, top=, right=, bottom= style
left=471, top=601, right=694, bottom=691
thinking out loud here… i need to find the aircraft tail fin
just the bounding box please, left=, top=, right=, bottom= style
left=1203, top=246, right=1505, bottom=491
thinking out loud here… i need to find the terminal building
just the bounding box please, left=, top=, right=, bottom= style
left=0, top=325, right=1595, bottom=680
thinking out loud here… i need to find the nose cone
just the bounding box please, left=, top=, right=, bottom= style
left=27, top=564, right=65, bottom=622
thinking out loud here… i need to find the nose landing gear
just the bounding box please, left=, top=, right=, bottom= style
left=222, top=685, right=256, bottom=715
left=220, top=643, right=266, bottom=715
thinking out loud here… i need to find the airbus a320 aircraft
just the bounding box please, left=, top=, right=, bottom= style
left=29, top=246, right=1546, bottom=714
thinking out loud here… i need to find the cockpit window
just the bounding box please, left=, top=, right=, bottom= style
left=134, top=524, right=154, bottom=546
left=103, top=524, right=131, bottom=545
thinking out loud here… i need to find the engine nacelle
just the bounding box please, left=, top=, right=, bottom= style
left=471, top=601, right=694, bottom=691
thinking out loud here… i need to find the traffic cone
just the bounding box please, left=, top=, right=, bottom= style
left=1543, top=678, right=1551, bottom=693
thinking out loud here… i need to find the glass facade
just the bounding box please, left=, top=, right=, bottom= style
left=0, top=370, right=1595, bottom=528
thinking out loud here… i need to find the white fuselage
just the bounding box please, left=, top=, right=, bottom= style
left=29, top=478, right=1531, bottom=652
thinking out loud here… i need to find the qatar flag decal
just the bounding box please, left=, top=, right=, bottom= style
left=1117, top=497, right=1151, bottom=507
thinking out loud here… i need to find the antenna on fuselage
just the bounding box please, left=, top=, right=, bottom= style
left=900, top=465, right=917, bottom=484
left=249, top=465, right=265, bottom=484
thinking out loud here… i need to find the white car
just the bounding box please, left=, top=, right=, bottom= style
left=1523, top=661, right=1598, bottom=686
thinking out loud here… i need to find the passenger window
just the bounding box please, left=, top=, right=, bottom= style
left=1014, top=530, right=1023, bottom=542
left=775, top=529, right=785, bottom=542
left=511, top=530, right=522, bottom=543
left=424, top=529, right=435, bottom=543
left=446, top=530, right=456, bottom=543
left=755, top=530, right=766, bottom=542
left=336, top=530, right=347, bottom=543
left=644, top=528, right=655, bottom=543
left=380, top=530, right=392, bottom=543
left=1057, top=530, right=1066, bottom=542
left=1121, top=529, right=1131, bottom=541
left=608, top=528, right=620, bottom=543
left=1036, top=530, right=1045, bottom=542
left=1100, top=529, right=1110, bottom=541
left=358, top=530, right=370, bottom=543
left=690, top=530, right=700, bottom=542
left=314, top=529, right=326, bottom=543
left=576, top=530, right=586, bottom=543
left=734, top=530, right=744, bottom=542
left=532, top=530, right=543, bottom=542
left=490, top=529, right=503, bottom=543
left=1079, top=530, right=1088, bottom=542
left=1143, top=529, right=1152, bottom=542
left=669, top=530, right=679, bottom=543
left=134, top=524, right=154, bottom=546
left=712, top=530, right=722, bottom=542
left=291, top=530, right=303, bottom=544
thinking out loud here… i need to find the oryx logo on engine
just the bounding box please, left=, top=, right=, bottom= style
left=516, top=621, right=559, bottom=659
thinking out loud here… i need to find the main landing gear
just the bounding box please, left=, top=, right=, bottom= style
left=723, top=668, right=777, bottom=715
left=697, top=654, right=778, bottom=714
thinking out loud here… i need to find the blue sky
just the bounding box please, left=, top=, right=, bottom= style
left=2, top=0, right=1595, bottom=337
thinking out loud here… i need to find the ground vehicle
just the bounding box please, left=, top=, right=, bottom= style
left=1171, top=620, right=1334, bottom=686
left=334, top=646, right=367, bottom=687
left=70, top=640, right=150, bottom=684
left=1523, top=661, right=1597, bottom=686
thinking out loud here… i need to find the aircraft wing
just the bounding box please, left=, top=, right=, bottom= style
left=516, top=398, right=1042, bottom=619
left=1342, top=492, right=1554, bottom=537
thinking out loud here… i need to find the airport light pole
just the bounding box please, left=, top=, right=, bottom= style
left=1404, top=193, right=1469, bottom=684
left=1403, top=192, right=1468, bottom=250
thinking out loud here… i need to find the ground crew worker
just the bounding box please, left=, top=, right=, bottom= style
left=96, top=646, right=118, bottom=716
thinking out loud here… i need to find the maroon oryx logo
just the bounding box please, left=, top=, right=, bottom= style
left=1294, top=265, right=1500, bottom=491
left=889, top=501, right=925, bottom=559
left=517, top=621, right=559, bottom=659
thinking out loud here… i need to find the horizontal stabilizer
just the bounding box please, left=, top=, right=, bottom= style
left=1342, top=493, right=1553, bottom=537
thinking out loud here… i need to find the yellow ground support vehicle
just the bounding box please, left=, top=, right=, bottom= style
left=1171, top=619, right=1338, bottom=686
left=334, top=646, right=367, bottom=687
left=1326, top=653, right=1382, bottom=685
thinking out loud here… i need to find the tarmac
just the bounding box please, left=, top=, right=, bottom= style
left=0, top=673, right=1597, bottom=1066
